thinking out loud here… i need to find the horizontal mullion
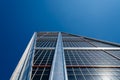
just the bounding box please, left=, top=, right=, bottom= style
left=35, top=47, right=55, bottom=50
left=32, top=65, right=51, bottom=68
left=64, top=47, right=120, bottom=50
left=66, top=65, right=120, bottom=68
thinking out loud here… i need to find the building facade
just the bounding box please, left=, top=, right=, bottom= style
left=11, top=32, right=120, bottom=80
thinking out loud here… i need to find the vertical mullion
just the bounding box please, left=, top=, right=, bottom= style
left=40, top=49, right=52, bottom=80
left=33, top=50, right=44, bottom=64
left=81, top=51, right=96, bottom=80
left=70, top=50, right=78, bottom=80
left=44, top=40, right=49, bottom=47
left=40, top=40, right=46, bottom=47
left=74, top=50, right=87, bottom=80
left=31, top=50, right=49, bottom=79
left=49, top=32, right=67, bottom=80
left=42, top=40, right=49, bottom=47
left=67, top=50, right=76, bottom=80
left=49, top=41, right=52, bottom=47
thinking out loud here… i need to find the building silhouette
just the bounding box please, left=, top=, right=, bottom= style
left=11, top=32, right=120, bottom=80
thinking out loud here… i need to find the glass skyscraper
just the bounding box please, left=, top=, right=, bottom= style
left=10, top=32, right=120, bottom=80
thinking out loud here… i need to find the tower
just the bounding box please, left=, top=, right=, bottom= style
left=11, top=32, right=120, bottom=80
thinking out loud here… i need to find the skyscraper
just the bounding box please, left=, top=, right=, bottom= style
left=11, top=32, right=120, bottom=80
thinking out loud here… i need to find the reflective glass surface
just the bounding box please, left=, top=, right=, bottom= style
left=63, top=42, right=94, bottom=47
left=31, top=32, right=57, bottom=80
left=31, top=67, right=50, bottom=80
left=63, top=37, right=94, bottom=47
left=37, top=32, right=58, bottom=37
left=65, top=50, right=120, bottom=80
left=34, top=50, right=54, bottom=65
left=31, top=50, right=55, bottom=80
left=85, top=38, right=119, bottom=47
left=65, top=50, right=120, bottom=65
left=90, top=41, right=117, bottom=47
left=36, top=38, right=57, bottom=47
left=106, top=50, right=120, bottom=59
left=67, top=67, right=120, bottom=80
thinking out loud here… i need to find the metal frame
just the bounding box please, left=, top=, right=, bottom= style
left=63, top=32, right=120, bottom=47
left=35, top=47, right=55, bottom=50
left=64, top=47, right=120, bottom=50
left=29, top=32, right=37, bottom=80
left=10, top=32, right=36, bottom=80
left=49, top=32, right=68, bottom=80
left=11, top=32, right=120, bottom=80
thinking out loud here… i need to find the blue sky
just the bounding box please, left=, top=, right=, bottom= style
left=0, top=0, right=120, bottom=79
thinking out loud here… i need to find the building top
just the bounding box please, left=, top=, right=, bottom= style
left=11, top=32, right=120, bottom=80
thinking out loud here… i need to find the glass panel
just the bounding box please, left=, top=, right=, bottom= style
left=64, top=50, right=120, bottom=65
left=65, top=50, right=120, bottom=80
left=31, top=49, right=55, bottom=80
left=106, top=50, right=120, bottom=59
left=67, top=68, right=120, bottom=80
left=36, top=38, right=57, bottom=47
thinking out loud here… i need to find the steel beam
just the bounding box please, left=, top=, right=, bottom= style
left=49, top=32, right=68, bottom=80
left=10, top=32, right=36, bottom=80
left=64, top=47, right=120, bottom=50
left=35, top=47, right=55, bottom=50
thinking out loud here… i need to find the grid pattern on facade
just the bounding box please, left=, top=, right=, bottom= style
left=65, top=50, right=120, bottom=65
left=62, top=37, right=95, bottom=47
left=63, top=41, right=94, bottom=47
left=67, top=67, right=120, bottom=80
left=84, top=38, right=120, bottom=47
left=106, top=50, right=120, bottom=59
left=62, top=32, right=119, bottom=47
left=36, top=38, right=57, bottom=47
left=63, top=37, right=84, bottom=41
left=64, top=50, right=120, bottom=80
left=62, top=32, right=79, bottom=38
left=33, top=49, right=54, bottom=65
left=31, top=32, right=57, bottom=80
left=37, top=32, right=58, bottom=37
left=31, top=67, right=50, bottom=80
left=89, top=41, right=118, bottom=47
left=62, top=32, right=120, bottom=80
left=11, top=32, right=120, bottom=80
left=31, top=50, right=55, bottom=80
left=63, top=37, right=119, bottom=47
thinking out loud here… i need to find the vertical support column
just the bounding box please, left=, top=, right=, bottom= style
left=10, top=32, right=36, bottom=80
left=61, top=33, right=68, bottom=80
left=49, top=32, right=68, bottom=80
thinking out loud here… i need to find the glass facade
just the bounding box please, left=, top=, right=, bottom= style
left=11, top=32, right=120, bottom=80
left=62, top=32, right=120, bottom=80
left=67, top=67, right=120, bottom=80
left=31, top=32, right=57, bottom=80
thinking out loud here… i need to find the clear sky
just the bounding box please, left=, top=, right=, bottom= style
left=0, top=0, right=120, bottom=79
